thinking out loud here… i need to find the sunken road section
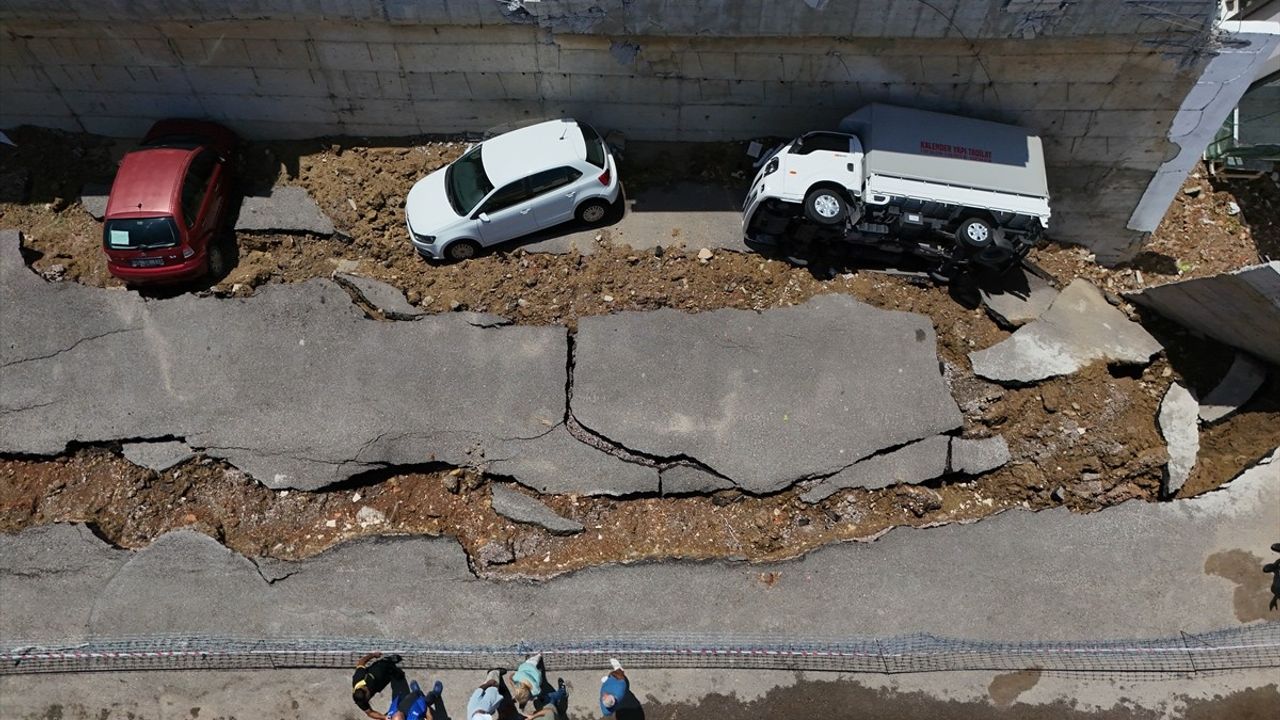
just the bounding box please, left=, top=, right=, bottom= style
left=1, top=451, right=1274, bottom=648
left=0, top=229, right=973, bottom=495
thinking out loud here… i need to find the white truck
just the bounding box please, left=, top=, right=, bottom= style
left=742, top=104, right=1052, bottom=278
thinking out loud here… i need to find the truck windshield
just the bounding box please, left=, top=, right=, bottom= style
left=103, top=217, right=180, bottom=249
left=445, top=145, right=494, bottom=216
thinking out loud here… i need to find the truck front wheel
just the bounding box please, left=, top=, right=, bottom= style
left=957, top=217, right=995, bottom=248
left=804, top=187, right=849, bottom=225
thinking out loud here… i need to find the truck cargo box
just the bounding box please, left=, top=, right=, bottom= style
left=838, top=104, right=1050, bottom=205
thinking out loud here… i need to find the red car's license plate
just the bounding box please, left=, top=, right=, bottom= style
left=130, top=257, right=165, bottom=268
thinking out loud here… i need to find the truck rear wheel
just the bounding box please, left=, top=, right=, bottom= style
left=804, top=187, right=848, bottom=225
left=957, top=218, right=994, bottom=248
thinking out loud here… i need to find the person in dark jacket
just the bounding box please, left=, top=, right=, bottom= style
left=353, top=651, right=410, bottom=720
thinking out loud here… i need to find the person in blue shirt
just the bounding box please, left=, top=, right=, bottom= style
left=599, top=658, right=629, bottom=717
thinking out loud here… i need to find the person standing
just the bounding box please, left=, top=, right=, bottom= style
left=352, top=651, right=409, bottom=720
left=389, top=679, right=446, bottom=720
left=509, top=652, right=547, bottom=710
left=599, top=658, right=629, bottom=717
left=522, top=679, right=568, bottom=719
left=468, top=668, right=507, bottom=720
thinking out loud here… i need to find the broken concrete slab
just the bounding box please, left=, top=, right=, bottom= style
left=800, top=435, right=951, bottom=504
left=490, top=484, right=584, bottom=535
left=951, top=437, right=1011, bottom=476
left=120, top=440, right=195, bottom=472
left=488, top=425, right=659, bottom=496
left=1159, top=383, right=1199, bottom=497
left=1199, top=353, right=1268, bottom=424
left=660, top=463, right=736, bottom=495
left=979, top=267, right=1058, bottom=327
left=234, top=186, right=336, bottom=236
left=572, top=295, right=963, bottom=494
left=333, top=272, right=424, bottom=320
left=1, top=231, right=568, bottom=491
left=79, top=182, right=110, bottom=220
left=1128, top=261, right=1280, bottom=366
left=970, top=279, right=1163, bottom=384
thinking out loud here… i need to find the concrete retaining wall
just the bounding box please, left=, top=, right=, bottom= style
left=0, top=0, right=1236, bottom=259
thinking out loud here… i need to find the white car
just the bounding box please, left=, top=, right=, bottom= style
left=405, top=119, right=621, bottom=261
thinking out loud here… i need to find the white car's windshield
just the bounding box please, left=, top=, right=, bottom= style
left=445, top=145, right=494, bottom=216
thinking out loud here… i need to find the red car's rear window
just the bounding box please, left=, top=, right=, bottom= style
left=104, top=217, right=180, bottom=250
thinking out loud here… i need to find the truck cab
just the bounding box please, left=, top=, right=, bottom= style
left=743, top=104, right=1052, bottom=278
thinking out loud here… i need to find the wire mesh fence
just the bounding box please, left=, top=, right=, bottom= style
left=4, top=624, right=1280, bottom=677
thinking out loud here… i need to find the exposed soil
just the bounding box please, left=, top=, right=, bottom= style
left=1033, top=164, right=1280, bottom=293
left=1, top=126, right=1277, bottom=573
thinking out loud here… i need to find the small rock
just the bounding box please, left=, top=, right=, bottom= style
left=1078, top=479, right=1105, bottom=496
left=1182, top=186, right=1201, bottom=197
left=654, top=245, right=664, bottom=257
left=1225, top=201, right=1240, bottom=216
left=1051, top=486, right=1065, bottom=502
left=449, top=300, right=463, bottom=311
left=895, top=485, right=942, bottom=517
left=476, top=540, right=515, bottom=566
left=442, top=473, right=461, bottom=494
left=516, top=298, right=529, bottom=308
left=490, top=485, right=583, bottom=535
left=41, top=263, right=67, bottom=281
left=697, top=247, right=714, bottom=262
left=602, top=294, right=614, bottom=303
left=355, top=506, right=386, bottom=528
left=325, top=518, right=337, bottom=528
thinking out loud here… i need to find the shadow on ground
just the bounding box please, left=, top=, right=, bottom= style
left=637, top=678, right=1280, bottom=720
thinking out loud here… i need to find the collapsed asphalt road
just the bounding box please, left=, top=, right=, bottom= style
left=2, top=450, right=1275, bottom=646
left=0, top=229, right=982, bottom=495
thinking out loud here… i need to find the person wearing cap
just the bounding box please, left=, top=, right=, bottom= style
left=352, top=651, right=409, bottom=720
left=599, top=658, right=629, bottom=717
left=468, top=668, right=507, bottom=720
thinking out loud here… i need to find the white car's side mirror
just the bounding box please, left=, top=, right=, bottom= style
left=478, top=212, right=491, bottom=223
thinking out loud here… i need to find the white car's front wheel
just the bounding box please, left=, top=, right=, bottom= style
left=804, top=187, right=848, bottom=225
left=444, top=239, right=481, bottom=261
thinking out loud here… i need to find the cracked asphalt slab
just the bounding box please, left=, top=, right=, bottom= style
left=2, top=229, right=965, bottom=495
left=1, top=231, right=567, bottom=491
left=571, top=295, right=964, bottom=493
left=3, top=450, right=1275, bottom=645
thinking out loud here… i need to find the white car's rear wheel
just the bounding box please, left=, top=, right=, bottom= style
left=576, top=200, right=609, bottom=225
left=804, top=187, right=848, bottom=225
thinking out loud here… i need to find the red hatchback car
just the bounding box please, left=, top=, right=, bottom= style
left=102, top=119, right=237, bottom=284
